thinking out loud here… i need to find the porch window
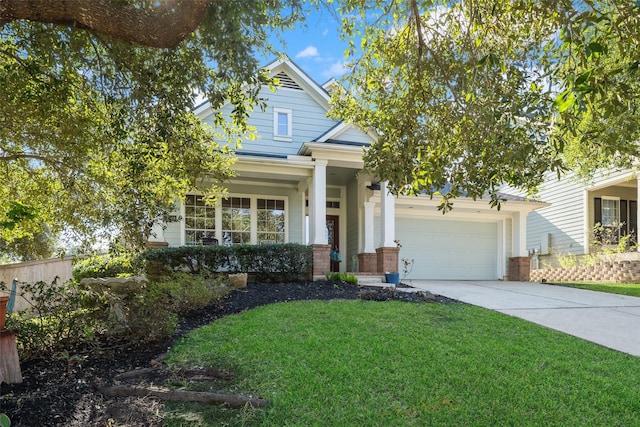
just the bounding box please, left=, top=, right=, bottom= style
left=594, top=196, right=630, bottom=245
left=221, top=197, right=251, bottom=245
left=257, top=198, right=286, bottom=243
left=601, top=198, right=619, bottom=226
left=273, top=107, right=292, bottom=140
left=184, top=195, right=215, bottom=245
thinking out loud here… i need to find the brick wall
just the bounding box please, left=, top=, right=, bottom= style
left=508, top=256, right=531, bottom=281
left=530, top=260, right=640, bottom=283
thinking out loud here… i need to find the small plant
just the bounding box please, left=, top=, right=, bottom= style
left=325, top=272, right=358, bottom=284
left=0, top=413, right=10, bottom=427
left=400, top=258, right=414, bottom=281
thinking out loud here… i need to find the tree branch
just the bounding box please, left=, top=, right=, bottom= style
left=0, top=0, right=211, bottom=48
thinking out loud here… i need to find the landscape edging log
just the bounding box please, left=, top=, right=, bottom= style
left=100, top=384, right=268, bottom=408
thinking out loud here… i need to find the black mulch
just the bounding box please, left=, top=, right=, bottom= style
left=0, top=281, right=457, bottom=427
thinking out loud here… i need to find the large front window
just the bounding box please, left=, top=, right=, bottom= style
left=184, top=195, right=287, bottom=245
left=184, top=195, right=215, bottom=245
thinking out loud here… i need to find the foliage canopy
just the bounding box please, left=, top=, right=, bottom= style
left=333, top=0, right=640, bottom=210
left=0, top=0, right=302, bottom=251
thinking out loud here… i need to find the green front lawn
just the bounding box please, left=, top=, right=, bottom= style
left=553, top=281, right=640, bottom=297
left=165, top=300, right=640, bottom=426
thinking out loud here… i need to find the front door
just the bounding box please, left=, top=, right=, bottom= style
left=326, top=215, right=340, bottom=272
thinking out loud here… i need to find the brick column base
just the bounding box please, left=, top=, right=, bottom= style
left=508, top=256, right=531, bottom=281
left=358, top=253, right=377, bottom=273
left=312, top=244, right=332, bottom=280
left=376, top=247, right=399, bottom=273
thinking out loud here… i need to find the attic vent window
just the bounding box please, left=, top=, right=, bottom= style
left=274, top=72, right=303, bottom=90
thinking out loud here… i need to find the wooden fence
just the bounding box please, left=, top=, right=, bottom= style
left=0, top=257, right=73, bottom=312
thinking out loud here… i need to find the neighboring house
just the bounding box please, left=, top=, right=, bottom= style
left=150, top=57, right=546, bottom=280
left=519, top=168, right=639, bottom=262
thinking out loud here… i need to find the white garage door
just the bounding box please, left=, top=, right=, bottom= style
left=396, top=218, right=498, bottom=280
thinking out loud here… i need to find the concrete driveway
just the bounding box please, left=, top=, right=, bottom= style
left=410, top=280, right=640, bottom=356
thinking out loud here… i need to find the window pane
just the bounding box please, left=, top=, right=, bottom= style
left=184, top=194, right=215, bottom=245
left=602, top=199, right=619, bottom=226
left=277, top=112, right=288, bottom=135
left=257, top=198, right=285, bottom=243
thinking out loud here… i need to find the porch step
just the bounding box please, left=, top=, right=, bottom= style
left=355, top=275, right=387, bottom=287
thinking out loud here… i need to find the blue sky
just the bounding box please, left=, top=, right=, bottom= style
left=266, top=6, right=350, bottom=85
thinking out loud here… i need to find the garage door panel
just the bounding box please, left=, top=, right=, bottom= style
left=396, top=218, right=498, bottom=280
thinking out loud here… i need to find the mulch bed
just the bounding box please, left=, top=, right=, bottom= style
left=0, top=281, right=457, bottom=426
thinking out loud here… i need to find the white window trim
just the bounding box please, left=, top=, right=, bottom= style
left=273, top=107, right=292, bottom=141
left=184, top=193, right=289, bottom=245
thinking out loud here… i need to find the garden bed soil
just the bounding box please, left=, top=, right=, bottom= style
left=0, top=281, right=456, bottom=426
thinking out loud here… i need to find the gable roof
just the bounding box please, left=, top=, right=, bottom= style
left=264, top=56, right=332, bottom=111
left=193, top=55, right=332, bottom=118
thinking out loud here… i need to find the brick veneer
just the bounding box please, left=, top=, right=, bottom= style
left=508, top=256, right=531, bottom=281
left=312, top=244, right=331, bottom=279
left=376, top=247, right=399, bottom=273
left=358, top=253, right=377, bottom=273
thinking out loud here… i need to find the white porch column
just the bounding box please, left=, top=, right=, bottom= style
left=512, top=211, right=527, bottom=257
left=380, top=181, right=396, bottom=247
left=363, top=201, right=375, bottom=253
left=310, top=160, right=328, bottom=245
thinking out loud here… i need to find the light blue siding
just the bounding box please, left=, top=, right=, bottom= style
left=201, top=86, right=339, bottom=157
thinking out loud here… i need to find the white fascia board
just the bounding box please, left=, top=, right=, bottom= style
left=368, top=192, right=549, bottom=214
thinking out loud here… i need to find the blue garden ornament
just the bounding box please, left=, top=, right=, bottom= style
left=6, top=278, right=17, bottom=313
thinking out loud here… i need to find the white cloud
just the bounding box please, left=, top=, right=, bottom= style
left=323, top=61, right=348, bottom=78
left=295, top=46, right=319, bottom=59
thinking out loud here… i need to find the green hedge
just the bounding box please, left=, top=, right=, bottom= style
left=142, top=243, right=312, bottom=283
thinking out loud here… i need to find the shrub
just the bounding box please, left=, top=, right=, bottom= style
left=1, top=278, right=106, bottom=361
left=72, top=253, right=143, bottom=281
left=142, top=243, right=312, bottom=283
left=154, top=272, right=231, bottom=313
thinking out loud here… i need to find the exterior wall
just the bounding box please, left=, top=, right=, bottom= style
left=521, top=168, right=637, bottom=267
left=202, top=86, right=340, bottom=157
left=524, top=171, right=585, bottom=257
left=346, top=178, right=360, bottom=271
